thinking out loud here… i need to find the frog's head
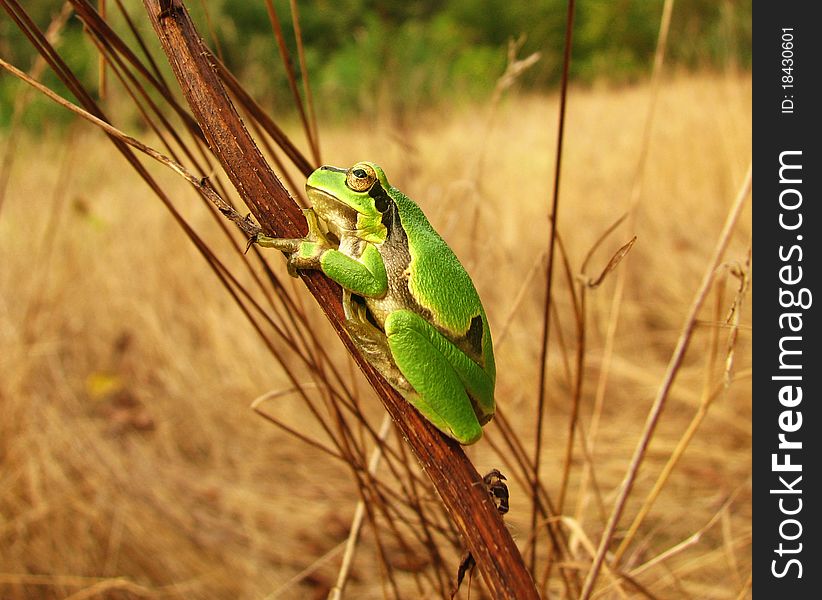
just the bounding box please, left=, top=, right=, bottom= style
left=306, top=162, right=390, bottom=244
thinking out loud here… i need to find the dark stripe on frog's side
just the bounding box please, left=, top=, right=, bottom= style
left=445, top=313, right=486, bottom=367
left=368, top=181, right=488, bottom=368
left=463, top=314, right=484, bottom=360
left=368, top=178, right=392, bottom=216
left=318, top=165, right=348, bottom=173
left=368, top=181, right=429, bottom=317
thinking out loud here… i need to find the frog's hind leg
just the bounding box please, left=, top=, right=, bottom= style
left=384, top=310, right=484, bottom=445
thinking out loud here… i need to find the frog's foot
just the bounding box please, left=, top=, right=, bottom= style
left=245, top=233, right=258, bottom=254
left=252, top=234, right=301, bottom=253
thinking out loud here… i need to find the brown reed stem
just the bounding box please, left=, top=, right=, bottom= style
left=140, top=1, right=537, bottom=597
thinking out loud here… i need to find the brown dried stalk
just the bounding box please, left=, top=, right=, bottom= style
left=140, top=1, right=537, bottom=597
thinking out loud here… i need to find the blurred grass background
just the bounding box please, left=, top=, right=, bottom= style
left=1, top=2, right=751, bottom=598
left=1, top=0, right=751, bottom=126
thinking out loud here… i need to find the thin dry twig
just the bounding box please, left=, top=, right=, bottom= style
left=530, top=0, right=577, bottom=581
left=261, top=539, right=346, bottom=600
left=263, top=0, right=320, bottom=165
left=0, top=573, right=201, bottom=596
left=584, top=237, right=637, bottom=289
left=0, top=56, right=258, bottom=240
left=97, top=0, right=107, bottom=98
left=734, top=571, right=753, bottom=600
left=627, top=484, right=748, bottom=585
left=288, top=0, right=320, bottom=163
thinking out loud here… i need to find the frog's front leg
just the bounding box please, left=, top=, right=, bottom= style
left=255, top=210, right=388, bottom=297
left=254, top=209, right=330, bottom=276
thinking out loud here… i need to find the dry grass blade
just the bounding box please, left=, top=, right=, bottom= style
left=68, top=0, right=205, bottom=139
left=579, top=163, right=752, bottom=599
left=539, top=234, right=590, bottom=594
left=626, top=485, right=747, bottom=582
left=251, top=390, right=344, bottom=462
left=97, top=0, right=107, bottom=98
left=0, top=573, right=201, bottom=597
left=288, top=0, right=321, bottom=163
left=263, top=543, right=346, bottom=600
left=111, top=0, right=168, bottom=88
left=195, top=0, right=224, bottom=62
left=213, top=55, right=314, bottom=177
left=583, top=0, right=676, bottom=509
left=723, top=248, right=752, bottom=388
left=734, top=572, right=753, bottom=600
left=585, top=236, right=637, bottom=289
left=494, top=248, right=547, bottom=348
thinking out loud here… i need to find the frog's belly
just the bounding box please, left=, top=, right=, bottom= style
left=362, top=264, right=428, bottom=333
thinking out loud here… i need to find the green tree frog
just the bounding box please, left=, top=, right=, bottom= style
left=254, top=162, right=495, bottom=444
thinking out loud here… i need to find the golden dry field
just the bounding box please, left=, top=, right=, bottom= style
left=0, top=71, right=751, bottom=598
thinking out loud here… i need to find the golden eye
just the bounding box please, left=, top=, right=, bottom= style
left=346, top=163, right=376, bottom=192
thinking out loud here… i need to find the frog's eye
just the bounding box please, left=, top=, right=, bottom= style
left=346, top=163, right=377, bottom=192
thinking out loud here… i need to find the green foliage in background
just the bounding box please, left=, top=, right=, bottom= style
left=1, top=0, right=751, bottom=128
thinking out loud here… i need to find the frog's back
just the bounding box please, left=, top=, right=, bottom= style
left=384, top=184, right=496, bottom=382
left=389, top=190, right=476, bottom=317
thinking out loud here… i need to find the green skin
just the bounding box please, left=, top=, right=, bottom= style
left=255, top=162, right=495, bottom=444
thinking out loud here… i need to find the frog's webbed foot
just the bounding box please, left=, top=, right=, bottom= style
left=342, top=292, right=411, bottom=394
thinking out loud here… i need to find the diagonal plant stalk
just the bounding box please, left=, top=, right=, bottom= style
left=612, top=250, right=751, bottom=566
left=137, top=1, right=537, bottom=597
left=263, top=0, right=320, bottom=165
left=97, top=0, right=107, bottom=97
left=288, top=0, right=321, bottom=163
left=578, top=164, right=752, bottom=599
